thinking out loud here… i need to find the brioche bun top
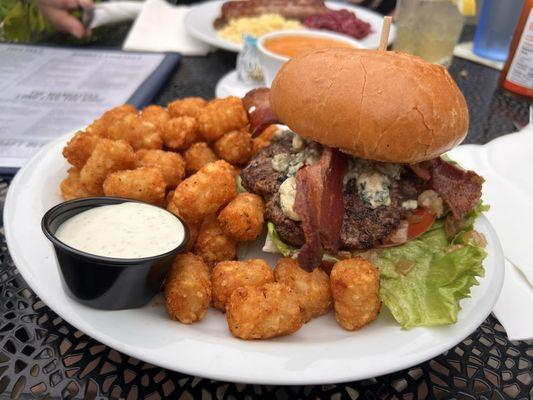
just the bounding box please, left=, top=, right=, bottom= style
left=270, top=48, right=468, bottom=163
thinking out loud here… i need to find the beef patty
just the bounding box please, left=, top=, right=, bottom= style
left=241, top=135, right=424, bottom=250
left=340, top=175, right=421, bottom=249
left=241, top=134, right=293, bottom=196
left=265, top=193, right=306, bottom=247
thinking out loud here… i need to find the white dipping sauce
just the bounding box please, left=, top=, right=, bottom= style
left=55, top=202, right=185, bottom=259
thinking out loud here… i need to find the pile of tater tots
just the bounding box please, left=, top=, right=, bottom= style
left=60, top=96, right=381, bottom=340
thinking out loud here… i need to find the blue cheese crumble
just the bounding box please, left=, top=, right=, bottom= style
left=401, top=199, right=418, bottom=210
left=356, top=172, right=391, bottom=209
left=271, top=132, right=320, bottom=177
left=272, top=153, right=291, bottom=172
left=343, top=158, right=404, bottom=209
left=279, top=177, right=301, bottom=221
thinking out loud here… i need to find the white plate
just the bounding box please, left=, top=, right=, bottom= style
left=185, top=0, right=396, bottom=52
left=215, top=69, right=259, bottom=98
left=4, top=133, right=504, bottom=385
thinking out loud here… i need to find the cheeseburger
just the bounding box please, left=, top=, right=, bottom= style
left=241, top=48, right=485, bottom=273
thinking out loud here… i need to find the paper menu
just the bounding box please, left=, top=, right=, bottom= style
left=0, top=44, right=167, bottom=171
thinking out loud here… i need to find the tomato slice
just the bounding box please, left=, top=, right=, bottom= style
left=407, top=208, right=436, bottom=240
left=380, top=208, right=436, bottom=247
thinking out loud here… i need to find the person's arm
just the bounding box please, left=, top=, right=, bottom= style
left=35, top=0, right=93, bottom=38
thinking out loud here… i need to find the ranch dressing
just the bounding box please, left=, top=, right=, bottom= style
left=55, top=202, right=185, bottom=259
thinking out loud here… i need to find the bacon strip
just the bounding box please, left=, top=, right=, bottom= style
left=294, top=165, right=324, bottom=270
left=430, top=158, right=483, bottom=220
left=410, top=158, right=483, bottom=220
left=319, top=149, right=348, bottom=252
left=242, top=88, right=280, bottom=137
left=408, top=162, right=431, bottom=181
left=294, top=148, right=347, bottom=270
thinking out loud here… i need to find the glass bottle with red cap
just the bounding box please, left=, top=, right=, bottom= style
left=499, top=0, right=533, bottom=100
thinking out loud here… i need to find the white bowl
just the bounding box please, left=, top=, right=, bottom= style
left=257, top=29, right=362, bottom=87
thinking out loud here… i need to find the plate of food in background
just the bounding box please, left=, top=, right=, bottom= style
left=4, top=49, right=504, bottom=384
left=185, top=0, right=395, bottom=52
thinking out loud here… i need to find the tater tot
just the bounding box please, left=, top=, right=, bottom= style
left=216, top=161, right=239, bottom=177
left=136, top=149, right=185, bottom=189
left=185, top=219, right=201, bottom=252
left=213, top=129, right=253, bottom=165
left=194, top=214, right=236, bottom=266
left=60, top=168, right=96, bottom=200
left=164, top=253, right=211, bottom=324
left=80, top=138, right=136, bottom=195
left=162, top=117, right=198, bottom=151
left=218, top=193, right=264, bottom=241
left=183, top=142, right=218, bottom=175
left=274, top=258, right=332, bottom=323
left=141, top=105, right=170, bottom=130
left=103, top=167, right=166, bottom=205
left=106, top=113, right=163, bottom=150
left=62, top=131, right=99, bottom=169
left=163, top=190, right=175, bottom=208
left=166, top=195, right=180, bottom=217
left=212, top=259, right=274, bottom=311
left=86, top=104, right=137, bottom=137
left=165, top=198, right=201, bottom=251
left=226, top=283, right=302, bottom=340
left=168, top=97, right=207, bottom=118
left=330, top=258, right=381, bottom=331
left=171, top=160, right=237, bottom=222
left=197, top=97, right=248, bottom=142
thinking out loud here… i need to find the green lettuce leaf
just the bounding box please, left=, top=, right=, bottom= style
left=267, top=222, right=296, bottom=257
left=236, top=175, right=247, bottom=193
left=376, top=209, right=486, bottom=329
left=450, top=202, right=490, bottom=244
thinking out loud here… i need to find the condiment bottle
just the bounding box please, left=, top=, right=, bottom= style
left=499, top=0, right=533, bottom=100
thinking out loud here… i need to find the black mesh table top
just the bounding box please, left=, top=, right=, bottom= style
left=0, top=29, right=532, bottom=399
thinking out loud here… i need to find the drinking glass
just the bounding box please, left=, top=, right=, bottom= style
left=473, top=0, right=524, bottom=62
left=392, top=0, right=465, bottom=66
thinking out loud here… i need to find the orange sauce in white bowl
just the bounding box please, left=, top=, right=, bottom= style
left=263, top=35, right=354, bottom=58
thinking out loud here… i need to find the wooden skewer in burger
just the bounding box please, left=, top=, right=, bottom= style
left=241, top=18, right=483, bottom=271
left=378, top=16, right=392, bottom=51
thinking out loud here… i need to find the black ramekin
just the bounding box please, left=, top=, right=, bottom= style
left=41, top=197, right=189, bottom=310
